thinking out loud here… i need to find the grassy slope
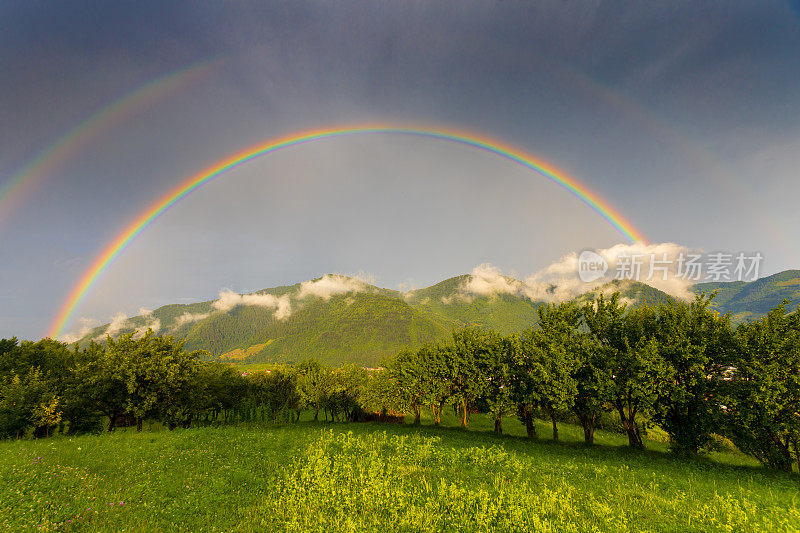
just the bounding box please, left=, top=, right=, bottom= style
left=2, top=413, right=797, bottom=532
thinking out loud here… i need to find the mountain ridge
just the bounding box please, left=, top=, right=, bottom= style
left=77, top=270, right=799, bottom=366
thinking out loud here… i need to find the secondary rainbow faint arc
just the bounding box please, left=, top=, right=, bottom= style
left=0, top=58, right=221, bottom=227
left=49, top=125, right=647, bottom=338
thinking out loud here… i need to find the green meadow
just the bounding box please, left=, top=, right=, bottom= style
left=3, top=412, right=798, bottom=532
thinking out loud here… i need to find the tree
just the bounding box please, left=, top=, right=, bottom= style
left=81, top=340, right=131, bottom=431
left=391, top=349, right=426, bottom=425
left=480, top=333, right=516, bottom=434
left=106, top=331, right=203, bottom=431
left=448, top=328, right=492, bottom=428
left=571, top=333, right=611, bottom=445
left=295, top=359, right=327, bottom=421
left=0, top=337, right=75, bottom=438
left=0, top=367, right=58, bottom=438
left=722, top=302, right=800, bottom=471
left=417, top=344, right=453, bottom=426
left=583, top=294, right=671, bottom=449
left=523, top=302, right=582, bottom=441
left=360, top=367, right=407, bottom=420
left=650, top=294, right=732, bottom=455
left=510, top=334, right=542, bottom=439
left=197, top=362, right=248, bottom=423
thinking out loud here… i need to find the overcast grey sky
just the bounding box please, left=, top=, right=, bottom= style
left=1, top=1, right=799, bottom=339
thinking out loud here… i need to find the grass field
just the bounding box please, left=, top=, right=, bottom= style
left=2, top=412, right=798, bottom=532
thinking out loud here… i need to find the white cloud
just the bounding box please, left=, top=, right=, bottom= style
left=297, top=274, right=370, bottom=301
left=98, top=309, right=163, bottom=339
left=133, top=318, right=161, bottom=339
left=463, top=263, right=524, bottom=297
left=522, top=242, right=696, bottom=302
left=455, top=243, right=698, bottom=305
left=173, top=312, right=211, bottom=328
left=105, top=312, right=129, bottom=337
left=212, top=289, right=292, bottom=320
left=60, top=317, right=102, bottom=343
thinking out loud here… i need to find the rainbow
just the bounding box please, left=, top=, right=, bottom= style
left=49, top=125, right=647, bottom=338
left=0, top=58, right=221, bottom=227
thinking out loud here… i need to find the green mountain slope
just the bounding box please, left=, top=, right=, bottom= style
left=694, top=270, right=800, bottom=322
left=78, top=270, right=799, bottom=365
left=404, top=275, right=541, bottom=334
left=184, top=292, right=456, bottom=367
left=583, top=279, right=676, bottom=308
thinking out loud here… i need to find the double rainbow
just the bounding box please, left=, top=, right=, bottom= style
left=49, top=125, right=646, bottom=338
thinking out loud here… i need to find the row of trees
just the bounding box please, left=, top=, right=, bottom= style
left=0, top=332, right=405, bottom=439
left=390, top=293, right=800, bottom=471
left=1, top=292, right=798, bottom=471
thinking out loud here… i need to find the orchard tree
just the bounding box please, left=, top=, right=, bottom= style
left=479, top=332, right=516, bottom=434
left=417, top=344, right=453, bottom=426
left=391, top=348, right=426, bottom=425
left=449, top=327, right=492, bottom=428
left=360, top=367, right=407, bottom=420
left=583, top=294, right=671, bottom=449
left=198, top=362, right=247, bottom=422
left=571, top=333, right=611, bottom=445
left=523, top=301, right=582, bottom=441
left=722, top=302, right=800, bottom=471
left=106, top=331, right=202, bottom=431
left=651, top=294, right=733, bottom=455
left=0, top=367, right=58, bottom=438
left=295, top=359, right=327, bottom=421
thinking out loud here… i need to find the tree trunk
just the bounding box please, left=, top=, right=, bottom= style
left=577, top=412, right=595, bottom=445
left=413, top=405, right=421, bottom=426
left=460, top=399, right=468, bottom=428
left=314, top=408, right=319, bottom=421
left=617, top=405, right=643, bottom=449
left=769, top=434, right=793, bottom=472
left=494, top=415, right=503, bottom=434
left=549, top=408, right=559, bottom=441
left=136, top=417, right=143, bottom=432
left=524, top=410, right=536, bottom=439
left=794, top=439, right=800, bottom=474
left=107, top=416, right=116, bottom=432
left=432, top=403, right=441, bottom=426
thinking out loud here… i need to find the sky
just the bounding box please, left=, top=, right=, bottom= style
left=1, top=0, right=800, bottom=340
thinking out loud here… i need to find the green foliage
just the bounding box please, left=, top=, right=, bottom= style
left=582, top=294, right=672, bottom=449
left=518, top=301, right=582, bottom=441
left=0, top=368, right=58, bottom=438
left=104, top=331, right=204, bottom=429
left=722, top=302, right=800, bottom=471
left=649, top=294, right=733, bottom=454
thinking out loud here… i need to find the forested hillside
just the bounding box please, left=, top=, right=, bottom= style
left=76, top=271, right=798, bottom=365
left=694, top=269, right=800, bottom=321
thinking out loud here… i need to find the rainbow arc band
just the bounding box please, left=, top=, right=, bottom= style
left=0, top=59, right=221, bottom=226
left=49, top=125, right=646, bottom=338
